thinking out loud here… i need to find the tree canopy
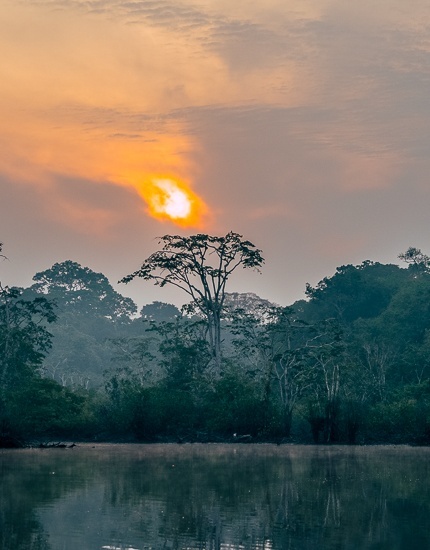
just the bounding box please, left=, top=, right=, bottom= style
left=3, top=238, right=430, bottom=446
left=121, top=232, right=264, bottom=369
left=398, top=247, right=430, bottom=276
left=30, top=260, right=137, bottom=320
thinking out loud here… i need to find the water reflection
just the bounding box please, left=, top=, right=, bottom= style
left=1, top=444, right=429, bottom=550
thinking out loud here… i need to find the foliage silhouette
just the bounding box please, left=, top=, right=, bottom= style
left=121, top=232, right=264, bottom=370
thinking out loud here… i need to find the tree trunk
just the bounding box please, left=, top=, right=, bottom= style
left=282, top=408, right=293, bottom=438
left=325, top=398, right=340, bottom=443
left=212, top=308, right=222, bottom=373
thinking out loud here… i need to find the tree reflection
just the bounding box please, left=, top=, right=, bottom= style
left=1, top=445, right=430, bottom=549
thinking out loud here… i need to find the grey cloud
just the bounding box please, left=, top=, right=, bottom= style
left=54, top=92, right=430, bottom=166
left=21, top=0, right=304, bottom=72
left=51, top=176, right=134, bottom=211
left=8, top=0, right=430, bottom=308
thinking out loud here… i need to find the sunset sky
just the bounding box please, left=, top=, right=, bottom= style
left=1, top=0, right=430, bottom=308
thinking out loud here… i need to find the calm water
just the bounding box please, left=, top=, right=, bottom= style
left=1, top=443, right=429, bottom=550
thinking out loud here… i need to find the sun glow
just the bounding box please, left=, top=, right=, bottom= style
left=137, top=177, right=208, bottom=228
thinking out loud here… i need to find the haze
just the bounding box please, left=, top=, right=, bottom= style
left=1, top=0, right=430, bottom=307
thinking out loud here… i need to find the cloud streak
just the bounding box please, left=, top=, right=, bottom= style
left=2, top=0, right=430, bottom=305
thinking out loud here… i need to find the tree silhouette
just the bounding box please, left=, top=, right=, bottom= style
left=121, top=232, right=264, bottom=370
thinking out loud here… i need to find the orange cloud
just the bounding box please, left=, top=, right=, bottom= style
left=0, top=108, right=208, bottom=228
left=0, top=0, right=317, bottom=236
left=0, top=3, right=214, bottom=229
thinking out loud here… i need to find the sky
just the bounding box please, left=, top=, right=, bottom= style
left=1, top=0, right=430, bottom=309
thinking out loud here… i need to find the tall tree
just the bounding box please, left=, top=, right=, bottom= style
left=121, top=232, right=264, bottom=370
left=0, top=286, right=56, bottom=394
left=230, top=305, right=317, bottom=437
left=0, top=246, right=57, bottom=444
left=140, top=301, right=181, bottom=323
left=307, top=320, right=346, bottom=443
left=0, top=243, right=55, bottom=402
left=398, top=247, right=430, bottom=277
left=25, top=261, right=138, bottom=387
left=304, top=261, right=406, bottom=325
left=29, top=260, right=137, bottom=321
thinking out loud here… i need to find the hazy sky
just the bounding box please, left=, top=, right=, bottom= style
left=1, top=0, right=430, bottom=308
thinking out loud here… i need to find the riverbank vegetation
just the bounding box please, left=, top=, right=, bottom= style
left=1, top=238, right=430, bottom=447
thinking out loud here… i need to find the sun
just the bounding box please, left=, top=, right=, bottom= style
left=155, top=180, right=192, bottom=219
left=164, top=189, right=191, bottom=218
left=136, top=176, right=208, bottom=227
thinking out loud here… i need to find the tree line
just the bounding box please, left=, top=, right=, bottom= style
left=1, top=237, right=430, bottom=447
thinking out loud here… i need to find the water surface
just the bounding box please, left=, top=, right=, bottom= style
left=1, top=444, right=429, bottom=549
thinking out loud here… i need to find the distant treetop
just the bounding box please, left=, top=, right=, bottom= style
left=30, top=260, right=137, bottom=321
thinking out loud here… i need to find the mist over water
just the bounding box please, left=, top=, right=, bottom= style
left=1, top=444, right=429, bottom=550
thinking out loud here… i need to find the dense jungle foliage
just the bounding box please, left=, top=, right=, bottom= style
left=1, top=239, right=430, bottom=446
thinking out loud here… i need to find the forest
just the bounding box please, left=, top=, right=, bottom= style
left=1, top=235, right=430, bottom=447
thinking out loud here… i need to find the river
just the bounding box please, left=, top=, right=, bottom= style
left=1, top=443, right=429, bottom=549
